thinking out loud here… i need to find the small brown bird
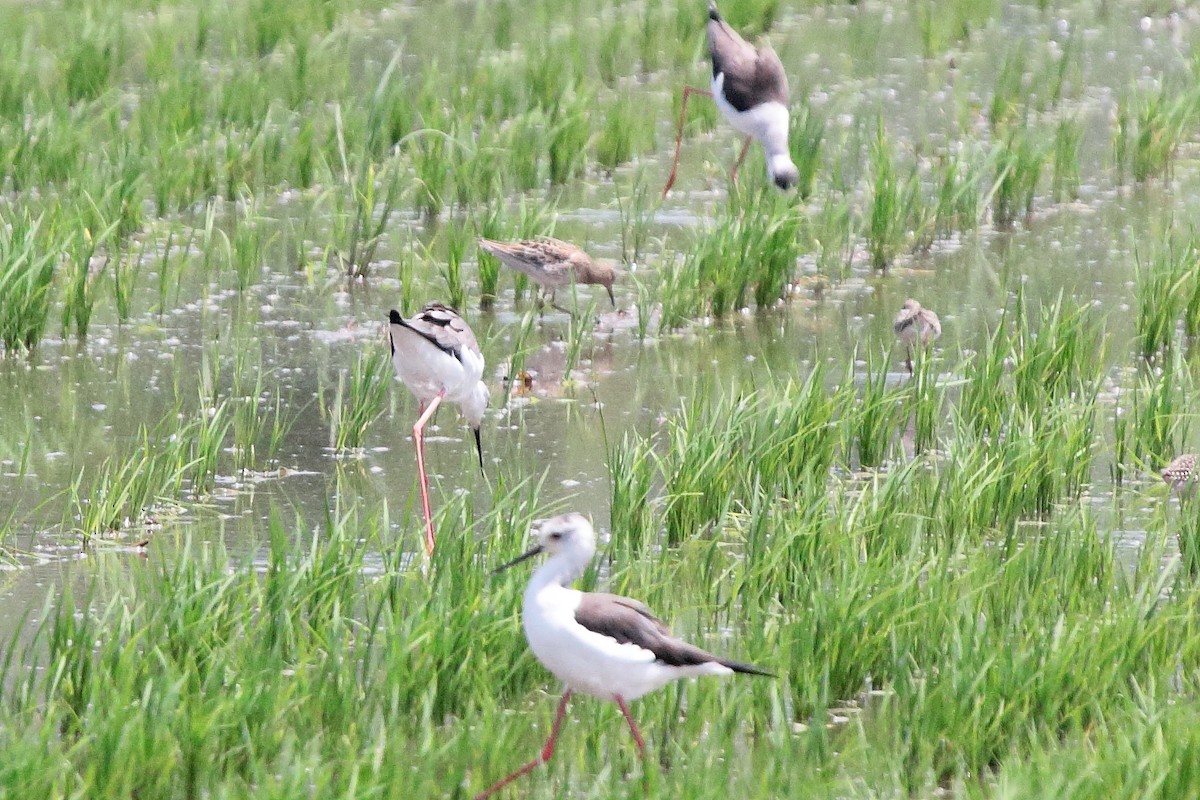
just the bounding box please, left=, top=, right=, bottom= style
left=477, top=237, right=617, bottom=312
left=1161, top=454, right=1197, bottom=496
left=893, top=299, right=941, bottom=374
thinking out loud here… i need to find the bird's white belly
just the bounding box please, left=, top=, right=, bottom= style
left=392, top=336, right=482, bottom=406
left=523, top=589, right=700, bottom=701
left=712, top=74, right=790, bottom=145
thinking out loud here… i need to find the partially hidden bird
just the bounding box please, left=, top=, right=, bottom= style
left=893, top=298, right=941, bottom=375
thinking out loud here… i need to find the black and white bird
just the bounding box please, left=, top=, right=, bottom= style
left=387, top=304, right=489, bottom=555
left=663, top=1, right=799, bottom=195
left=474, top=513, right=770, bottom=799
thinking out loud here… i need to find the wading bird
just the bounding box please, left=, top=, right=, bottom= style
left=477, top=237, right=617, bottom=313
left=475, top=513, right=771, bottom=799
left=1161, top=454, right=1197, bottom=497
left=387, top=304, right=489, bottom=555
left=663, top=1, right=800, bottom=196
left=893, top=298, right=941, bottom=375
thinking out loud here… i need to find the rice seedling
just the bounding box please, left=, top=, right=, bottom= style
left=812, top=192, right=856, bottom=276
left=1133, top=231, right=1193, bottom=361
left=1115, top=85, right=1194, bottom=184
left=1050, top=115, right=1082, bottom=202
left=190, top=395, right=232, bottom=496
left=560, top=299, right=597, bottom=384
left=595, top=93, right=655, bottom=172
left=990, top=124, right=1047, bottom=227
left=0, top=209, right=61, bottom=354
left=607, top=432, right=657, bottom=555
left=546, top=91, right=592, bottom=185
left=614, top=168, right=655, bottom=267
left=62, top=18, right=120, bottom=104
left=1128, top=355, right=1191, bottom=466
left=334, top=150, right=405, bottom=278
left=61, top=222, right=115, bottom=340
left=407, top=126, right=456, bottom=221
left=231, top=198, right=271, bottom=292
left=1177, top=507, right=1200, bottom=578
left=112, top=237, right=148, bottom=324
left=330, top=346, right=391, bottom=452
left=69, top=415, right=197, bottom=538
left=1010, top=293, right=1104, bottom=409
left=439, top=221, right=471, bottom=313
left=660, top=188, right=803, bottom=326
left=788, top=100, right=825, bottom=201
left=930, top=145, right=985, bottom=237
left=903, top=346, right=943, bottom=455
left=231, top=390, right=267, bottom=473
left=501, top=307, right=540, bottom=408
left=988, top=45, right=1028, bottom=133
left=865, top=124, right=923, bottom=269
left=848, top=350, right=905, bottom=468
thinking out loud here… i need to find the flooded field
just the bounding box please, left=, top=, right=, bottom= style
left=2, top=0, right=1200, bottom=797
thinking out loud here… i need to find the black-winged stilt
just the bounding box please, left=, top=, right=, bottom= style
left=475, top=513, right=771, bottom=799
left=387, top=304, right=489, bottom=555
left=663, top=1, right=799, bottom=196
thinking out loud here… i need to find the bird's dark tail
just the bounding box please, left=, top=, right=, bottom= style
left=721, top=658, right=774, bottom=678
left=708, top=1, right=722, bottom=23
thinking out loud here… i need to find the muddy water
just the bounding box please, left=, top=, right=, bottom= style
left=1, top=2, right=1197, bottom=636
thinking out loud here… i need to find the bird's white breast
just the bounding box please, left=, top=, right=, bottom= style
left=712, top=73, right=790, bottom=146
left=391, top=330, right=484, bottom=406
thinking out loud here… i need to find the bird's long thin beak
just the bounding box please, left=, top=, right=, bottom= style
left=605, top=284, right=615, bottom=306
left=491, top=544, right=544, bottom=575
left=473, top=427, right=484, bottom=475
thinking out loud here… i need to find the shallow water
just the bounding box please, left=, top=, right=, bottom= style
left=1, top=1, right=1198, bottom=643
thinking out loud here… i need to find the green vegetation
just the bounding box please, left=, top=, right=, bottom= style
left=2, top=1, right=1200, bottom=799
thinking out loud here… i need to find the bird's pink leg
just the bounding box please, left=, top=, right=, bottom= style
left=412, top=390, right=445, bottom=555
left=473, top=691, right=573, bottom=800
left=730, top=135, right=753, bottom=185
left=615, top=695, right=645, bottom=759
left=662, top=86, right=713, bottom=198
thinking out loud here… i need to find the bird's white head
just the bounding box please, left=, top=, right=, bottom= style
left=532, top=513, right=596, bottom=558
left=492, top=512, right=597, bottom=581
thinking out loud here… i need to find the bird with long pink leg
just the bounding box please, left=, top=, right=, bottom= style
left=387, top=304, right=489, bottom=556
left=663, top=1, right=800, bottom=196
left=474, top=513, right=771, bottom=799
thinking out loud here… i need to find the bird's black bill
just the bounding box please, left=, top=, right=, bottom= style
left=606, top=285, right=616, bottom=306
left=491, top=544, right=544, bottom=575
left=474, top=427, right=485, bottom=475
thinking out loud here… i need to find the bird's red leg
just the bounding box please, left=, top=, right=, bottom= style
left=473, top=691, right=573, bottom=800
left=662, top=86, right=713, bottom=198
left=730, top=135, right=752, bottom=185
left=614, top=695, right=646, bottom=759
left=412, top=390, right=445, bottom=555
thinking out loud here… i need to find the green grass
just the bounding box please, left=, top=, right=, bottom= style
left=4, top=2, right=1200, bottom=799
